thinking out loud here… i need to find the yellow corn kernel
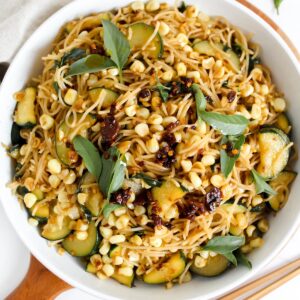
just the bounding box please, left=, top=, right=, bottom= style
left=135, top=123, right=150, bottom=137
left=134, top=205, right=146, bottom=216
left=202, top=57, right=215, bottom=69
left=241, top=84, right=254, bottom=97
left=40, top=114, right=54, bottom=130
left=109, top=234, right=126, bottom=244
left=49, top=174, right=61, bottom=188
left=75, top=231, right=88, bottom=241
left=146, top=137, right=159, bottom=153
left=100, top=226, right=113, bottom=239
left=187, top=71, right=200, bottom=80
left=136, top=107, right=150, bottom=119
left=149, top=237, right=162, bottom=247
left=159, top=21, right=170, bottom=36
left=257, top=218, right=269, bottom=233
left=272, top=97, right=286, bottom=112
left=130, top=235, right=143, bottom=246
left=64, top=89, right=78, bottom=106
left=201, top=155, right=215, bottom=166
left=118, top=267, right=133, bottom=277
left=100, top=241, right=111, bottom=255
left=130, top=60, right=146, bottom=73
left=47, top=159, right=61, bottom=175
left=24, top=193, right=37, bottom=208
left=181, top=159, right=192, bottom=172
left=210, top=174, right=225, bottom=188
left=236, top=213, right=248, bottom=229
left=250, top=237, right=264, bottom=248
left=131, top=1, right=145, bottom=11
left=102, top=263, right=115, bottom=277
left=185, top=5, right=199, bottom=18
left=114, top=207, right=127, bottom=217
left=189, top=172, right=202, bottom=189
left=175, top=62, right=187, bottom=76
left=246, top=225, right=256, bottom=237
left=115, top=215, right=130, bottom=230
left=176, top=33, right=189, bottom=46
left=252, top=195, right=263, bottom=207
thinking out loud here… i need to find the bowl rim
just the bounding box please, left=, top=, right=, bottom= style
left=1, top=0, right=300, bottom=299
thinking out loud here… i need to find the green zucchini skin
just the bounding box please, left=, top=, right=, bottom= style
left=11, top=122, right=25, bottom=146
left=41, top=217, right=72, bottom=241
left=257, top=127, right=290, bottom=178
left=88, top=88, right=119, bottom=108
left=15, top=87, right=37, bottom=128
left=62, top=221, right=100, bottom=257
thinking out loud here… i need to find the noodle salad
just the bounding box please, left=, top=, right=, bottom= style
left=7, top=0, right=297, bottom=288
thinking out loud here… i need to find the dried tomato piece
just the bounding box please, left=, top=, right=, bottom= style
left=205, top=187, right=222, bottom=212
left=227, top=91, right=236, bottom=103
left=110, top=188, right=131, bottom=205
left=156, top=145, right=176, bottom=168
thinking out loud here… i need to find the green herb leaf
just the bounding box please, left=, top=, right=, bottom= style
left=53, top=81, right=60, bottom=94
left=220, top=135, right=245, bottom=177
left=203, top=235, right=245, bottom=254
left=157, top=82, right=170, bottom=102
left=248, top=56, right=260, bottom=74
left=274, top=0, right=283, bottom=14
left=251, top=169, right=277, bottom=195
left=103, top=203, right=123, bottom=219
left=99, top=147, right=126, bottom=199
left=232, top=44, right=242, bottom=57
left=235, top=250, right=252, bottom=269
left=178, top=1, right=187, bottom=13
left=102, top=19, right=130, bottom=81
left=60, top=48, right=86, bottom=67
left=133, top=173, right=162, bottom=187
left=201, top=111, right=249, bottom=135
left=73, top=136, right=102, bottom=181
left=191, top=84, right=206, bottom=121
left=67, top=54, right=115, bottom=77
left=222, top=252, right=238, bottom=267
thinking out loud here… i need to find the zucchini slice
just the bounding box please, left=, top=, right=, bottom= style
left=11, top=122, right=25, bottom=146
left=221, top=203, right=247, bottom=214
left=55, top=113, right=96, bottom=166
left=151, top=180, right=186, bottom=221
left=190, top=254, right=229, bottom=277
left=8, top=144, right=20, bottom=159
left=112, top=272, right=134, bottom=288
left=79, top=172, right=103, bottom=217
left=88, top=88, right=119, bottom=108
left=29, top=203, right=50, bottom=223
left=257, top=127, right=290, bottom=178
left=41, top=216, right=71, bottom=241
left=268, top=171, right=297, bottom=211
left=193, top=41, right=241, bottom=71
left=143, top=252, right=186, bottom=284
left=129, top=23, right=163, bottom=58
left=275, top=113, right=290, bottom=134
left=109, top=245, right=122, bottom=258
left=62, top=221, right=100, bottom=257
left=15, top=87, right=37, bottom=128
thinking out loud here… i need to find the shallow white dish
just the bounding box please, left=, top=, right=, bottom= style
left=0, top=0, right=299, bottom=299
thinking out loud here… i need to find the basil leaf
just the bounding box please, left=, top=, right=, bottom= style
left=201, top=111, right=249, bottom=135
left=67, top=54, right=115, bottom=77
left=60, top=48, right=86, bottom=67
left=203, top=235, right=245, bottom=254
left=235, top=250, right=252, bottom=269
left=274, top=0, right=283, bottom=14
left=53, top=81, right=60, bottom=94
left=102, top=19, right=130, bottom=81
left=178, top=1, right=187, bottom=13
left=220, top=135, right=245, bottom=177
left=251, top=169, right=277, bottom=195
left=103, top=203, right=123, bottom=219
left=157, top=82, right=170, bottom=102
left=99, top=147, right=126, bottom=199
left=222, top=252, right=238, bottom=267
left=191, top=84, right=206, bottom=122
left=73, top=136, right=102, bottom=181
left=133, top=173, right=162, bottom=187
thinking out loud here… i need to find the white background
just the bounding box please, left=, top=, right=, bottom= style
left=0, top=0, right=299, bottom=299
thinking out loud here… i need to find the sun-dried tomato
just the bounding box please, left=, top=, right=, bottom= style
left=156, top=145, right=176, bottom=168
left=227, top=91, right=236, bottom=103
left=205, top=187, right=222, bottom=212
left=110, top=188, right=131, bottom=205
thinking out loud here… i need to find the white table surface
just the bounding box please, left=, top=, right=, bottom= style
left=1, top=0, right=300, bottom=299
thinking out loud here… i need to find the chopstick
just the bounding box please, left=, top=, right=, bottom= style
left=220, top=258, right=300, bottom=300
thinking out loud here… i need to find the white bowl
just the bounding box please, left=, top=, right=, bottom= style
left=0, top=0, right=299, bottom=299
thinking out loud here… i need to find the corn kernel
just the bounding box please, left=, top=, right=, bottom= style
left=64, top=88, right=78, bottom=106
left=75, top=231, right=88, bottom=240
left=174, top=132, right=182, bottom=143
left=246, top=225, right=256, bottom=237
left=102, top=255, right=112, bottom=264
left=150, top=124, right=164, bottom=133
left=102, top=263, right=114, bottom=277
left=181, top=160, right=192, bottom=172
left=47, top=159, right=61, bottom=175
left=252, top=68, right=262, bottom=81
left=64, top=170, right=76, bottom=184
left=130, top=60, right=146, bottom=73
left=189, top=172, right=202, bottom=189
left=257, top=218, right=269, bottom=233
left=136, top=107, right=150, bottom=119
left=148, top=113, right=163, bottom=125
left=139, top=215, right=149, bottom=226
left=135, top=123, right=149, bottom=137
left=116, top=215, right=130, bottom=229
left=100, top=226, right=113, bottom=239
left=175, top=62, right=187, bottom=77
left=202, top=57, right=215, bottom=69
left=125, top=105, right=137, bottom=117
left=250, top=237, right=264, bottom=248
left=100, top=241, right=111, bottom=255
left=176, top=33, right=189, bottom=46
left=199, top=250, right=209, bottom=259
left=240, top=244, right=252, bottom=254
left=162, top=70, right=174, bottom=81
left=201, top=155, right=215, bottom=166
left=114, top=207, right=127, bottom=217
left=252, top=195, right=263, bottom=207
left=165, top=205, right=179, bottom=220
left=108, top=68, right=119, bottom=76
left=185, top=5, right=199, bottom=18
left=49, top=174, right=61, bottom=188
left=187, top=71, right=200, bottom=80
left=75, top=219, right=89, bottom=231
left=28, top=217, right=38, bottom=226
left=96, top=271, right=107, bottom=280
left=251, top=103, right=261, bottom=119
left=194, top=256, right=206, bottom=268
left=229, top=225, right=243, bottom=236
left=162, top=116, right=177, bottom=127
left=118, top=141, right=131, bottom=154
left=159, top=21, right=170, bottom=36
left=109, top=234, right=126, bottom=244
left=130, top=235, right=143, bottom=246
left=24, top=193, right=37, bottom=208
left=241, top=84, right=254, bottom=97
left=236, top=213, right=248, bottom=229
left=128, top=251, right=140, bottom=262
left=131, top=1, right=145, bottom=11
left=198, top=11, right=210, bottom=22
left=210, top=174, right=225, bottom=188
left=146, top=137, right=159, bottom=153
left=113, top=256, right=124, bottom=265
left=272, top=97, right=286, bottom=112
left=40, top=114, right=54, bottom=130
left=108, top=213, right=116, bottom=226
left=260, top=84, right=269, bottom=95
left=118, top=267, right=133, bottom=277
left=183, top=45, right=193, bottom=53
left=149, top=237, right=162, bottom=247
left=134, top=205, right=146, bottom=217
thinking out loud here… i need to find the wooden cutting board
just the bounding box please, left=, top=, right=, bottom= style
left=6, top=1, right=299, bottom=299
